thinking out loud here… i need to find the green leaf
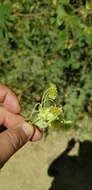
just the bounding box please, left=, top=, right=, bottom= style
left=68, top=15, right=81, bottom=28
left=56, top=6, right=67, bottom=26
left=35, top=120, right=48, bottom=129
left=0, top=4, right=11, bottom=20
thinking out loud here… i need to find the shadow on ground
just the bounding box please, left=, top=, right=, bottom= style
left=48, top=139, right=92, bottom=190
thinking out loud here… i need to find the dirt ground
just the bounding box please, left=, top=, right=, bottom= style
left=0, top=123, right=92, bottom=190
left=0, top=130, right=72, bottom=190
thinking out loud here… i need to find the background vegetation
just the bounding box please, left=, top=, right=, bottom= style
left=0, top=0, right=92, bottom=139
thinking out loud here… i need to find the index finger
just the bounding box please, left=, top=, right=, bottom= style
left=0, top=83, right=21, bottom=114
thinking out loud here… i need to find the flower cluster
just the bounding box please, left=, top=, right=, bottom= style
left=30, top=84, right=72, bottom=129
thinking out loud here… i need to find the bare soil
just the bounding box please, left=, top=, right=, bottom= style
left=0, top=122, right=92, bottom=190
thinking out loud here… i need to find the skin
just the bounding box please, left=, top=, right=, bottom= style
left=0, top=83, right=42, bottom=169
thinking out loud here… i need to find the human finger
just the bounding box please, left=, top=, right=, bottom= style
left=0, top=107, right=42, bottom=142
left=0, top=83, right=21, bottom=114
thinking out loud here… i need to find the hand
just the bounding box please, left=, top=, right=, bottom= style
left=0, top=83, right=42, bottom=169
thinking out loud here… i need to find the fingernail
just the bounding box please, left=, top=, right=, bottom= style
left=21, top=123, right=35, bottom=140
left=32, top=127, right=43, bottom=142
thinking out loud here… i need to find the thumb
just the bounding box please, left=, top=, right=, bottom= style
left=0, top=123, right=35, bottom=169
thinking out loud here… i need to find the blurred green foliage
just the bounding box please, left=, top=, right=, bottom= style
left=0, top=0, right=92, bottom=133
